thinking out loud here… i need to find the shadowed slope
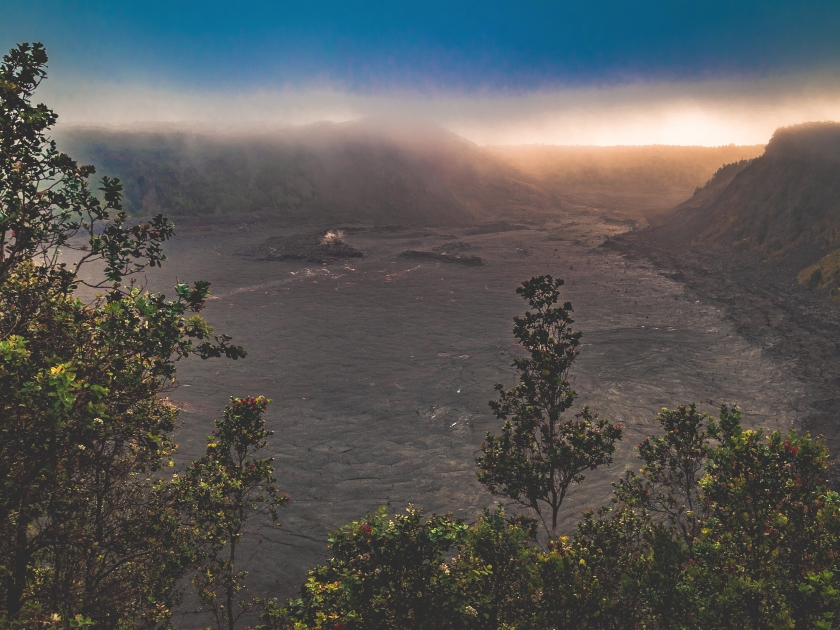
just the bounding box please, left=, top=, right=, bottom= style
left=486, top=144, right=765, bottom=215
left=609, top=125, right=840, bottom=482
left=668, top=122, right=840, bottom=253
left=54, top=121, right=557, bottom=227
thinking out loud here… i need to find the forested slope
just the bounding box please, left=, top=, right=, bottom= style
left=644, top=122, right=840, bottom=297
left=486, top=143, right=765, bottom=213
left=55, top=122, right=557, bottom=226
left=669, top=122, right=840, bottom=253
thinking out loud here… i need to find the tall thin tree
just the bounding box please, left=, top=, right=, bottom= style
left=476, top=276, right=622, bottom=537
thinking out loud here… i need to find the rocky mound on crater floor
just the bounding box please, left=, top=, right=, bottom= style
left=244, top=230, right=364, bottom=264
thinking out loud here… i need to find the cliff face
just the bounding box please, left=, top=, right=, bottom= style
left=675, top=122, right=840, bottom=254
left=56, top=123, right=769, bottom=228
left=487, top=144, right=765, bottom=214
left=54, top=122, right=557, bottom=227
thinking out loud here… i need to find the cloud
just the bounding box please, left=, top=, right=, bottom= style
left=42, top=71, right=840, bottom=146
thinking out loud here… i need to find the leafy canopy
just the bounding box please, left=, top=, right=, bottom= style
left=476, top=276, right=622, bottom=536
left=280, top=405, right=840, bottom=630
left=0, top=42, right=254, bottom=629
left=0, top=42, right=174, bottom=289
left=181, top=396, right=289, bottom=630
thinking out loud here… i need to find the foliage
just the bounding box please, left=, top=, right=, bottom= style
left=181, top=396, right=288, bottom=630
left=797, top=248, right=840, bottom=299
left=532, top=510, right=663, bottom=630
left=259, top=505, right=542, bottom=630
left=682, top=406, right=840, bottom=629
left=272, top=505, right=469, bottom=630
left=276, top=401, right=840, bottom=630
left=615, top=404, right=713, bottom=543
left=476, top=275, right=622, bottom=536
left=0, top=43, right=174, bottom=289
left=0, top=42, right=248, bottom=628
left=447, top=506, right=537, bottom=629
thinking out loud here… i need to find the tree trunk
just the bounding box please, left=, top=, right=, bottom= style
left=8, top=511, right=30, bottom=619
left=227, top=536, right=236, bottom=630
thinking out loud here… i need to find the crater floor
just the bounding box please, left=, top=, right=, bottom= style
left=138, top=212, right=798, bottom=610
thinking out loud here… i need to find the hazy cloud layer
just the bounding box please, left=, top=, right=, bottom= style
left=10, top=2, right=840, bottom=145
left=44, top=72, right=840, bottom=147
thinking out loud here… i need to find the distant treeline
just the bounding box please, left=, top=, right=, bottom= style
left=487, top=144, right=766, bottom=211
left=55, top=126, right=768, bottom=225
left=54, top=124, right=556, bottom=226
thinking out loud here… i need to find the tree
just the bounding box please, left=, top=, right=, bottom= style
left=610, top=404, right=840, bottom=628
left=682, top=407, right=840, bottom=629
left=182, top=396, right=289, bottom=630
left=0, top=43, right=174, bottom=290
left=476, top=276, right=622, bottom=537
left=274, top=401, right=840, bottom=629
left=274, top=506, right=469, bottom=630
left=615, top=404, right=713, bottom=543
left=0, top=42, right=245, bottom=628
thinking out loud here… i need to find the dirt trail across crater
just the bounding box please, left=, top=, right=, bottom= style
left=141, top=212, right=798, bottom=612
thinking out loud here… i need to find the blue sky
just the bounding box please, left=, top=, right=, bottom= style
left=6, top=1, right=840, bottom=89
left=4, top=1, right=840, bottom=144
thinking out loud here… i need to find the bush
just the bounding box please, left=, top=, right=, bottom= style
left=0, top=42, right=287, bottom=629
left=274, top=403, right=840, bottom=629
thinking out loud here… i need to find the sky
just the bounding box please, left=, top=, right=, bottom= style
left=4, top=1, right=840, bottom=145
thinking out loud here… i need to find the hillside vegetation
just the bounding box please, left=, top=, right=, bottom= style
left=649, top=122, right=840, bottom=298
left=798, top=249, right=840, bottom=299
left=486, top=144, right=765, bottom=213
left=56, top=125, right=769, bottom=227
left=55, top=122, right=556, bottom=227
left=676, top=159, right=754, bottom=211
left=676, top=122, right=840, bottom=253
